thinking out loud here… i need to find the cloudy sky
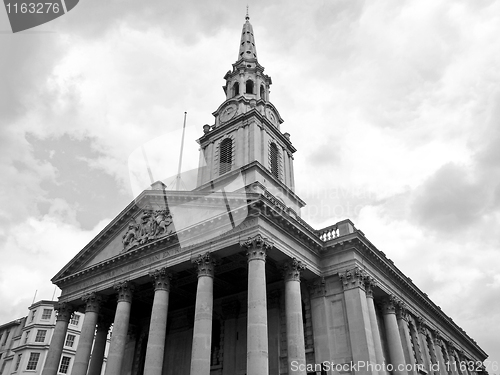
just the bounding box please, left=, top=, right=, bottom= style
left=1, top=0, right=498, bottom=368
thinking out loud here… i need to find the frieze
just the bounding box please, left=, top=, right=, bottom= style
left=61, top=247, right=185, bottom=296
left=122, top=205, right=174, bottom=251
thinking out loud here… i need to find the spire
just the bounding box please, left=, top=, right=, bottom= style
left=238, top=8, right=257, bottom=61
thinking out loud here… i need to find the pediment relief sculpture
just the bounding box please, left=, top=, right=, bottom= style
left=122, top=206, right=175, bottom=252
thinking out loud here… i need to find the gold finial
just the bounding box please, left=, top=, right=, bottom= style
left=246, top=5, right=250, bottom=21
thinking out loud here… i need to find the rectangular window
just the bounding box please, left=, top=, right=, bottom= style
left=24, top=330, right=30, bottom=344
left=31, top=310, right=37, bottom=322
left=41, top=309, right=52, bottom=320
left=26, top=352, right=40, bottom=371
left=58, top=356, right=71, bottom=374
left=64, top=334, right=75, bottom=348
left=14, top=353, right=22, bottom=371
left=69, top=314, right=80, bottom=326
left=2, top=330, right=10, bottom=345
left=34, top=330, right=47, bottom=343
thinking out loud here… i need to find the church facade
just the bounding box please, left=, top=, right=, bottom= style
left=42, top=14, right=487, bottom=375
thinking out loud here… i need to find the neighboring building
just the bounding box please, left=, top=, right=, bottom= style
left=0, top=301, right=104, bottom=375
left=0, top=317, right=26, bottom=375
left=42, top=12, right=487, bottom=375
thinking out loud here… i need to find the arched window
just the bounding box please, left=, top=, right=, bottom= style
left=232, top=82, right=240, bottom=97
left=260, top=85, right=265, bottom=99
left=220, top=138, right=232, bottom=175
left=245, top=79, right=254, bottom=94
left=269, top=143, right=279, bottom=179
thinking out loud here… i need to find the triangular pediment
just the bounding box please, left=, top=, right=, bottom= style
left=52, top=184, right=252, bottom=285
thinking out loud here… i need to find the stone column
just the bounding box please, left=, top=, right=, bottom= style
left=425, top=329, right=440, bottom=375
left=241, top=234, right=273, bottom=375
left=239, top=71, right=245, bottom=95
left=87, top=316, right=112, bottom=375
left=73, top=293, right=104, bottom=375
left=189, top=253, right=216, bottom=375
left=446, top=343, right=460, bottom=375
left=416, top=318, right=433, bottom=373
left=256, top=74, right=261, bottom=100
left=396, top=303, right=417, bottom=375
left=432, top=331, right=448, bottom=375
left=458, top=351, right=470, bottom=375
left=105, top=281, right=134, bottom=375
left=308, top=278, right=331, bottom=374
left=382, top=296, right=407, bottom=375
left=339, top=267, right=378, bottom=375
left=408, top=318, right=425, bottom=372
left=365, top=277, right=388, bottom=375
left=144, top=268, right=172, bottom=375
left=283, top=258, right=306, bottom=375
left=41, top=303, right=73, bottom=375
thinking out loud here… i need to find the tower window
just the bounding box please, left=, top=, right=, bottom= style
left=219, top=138, right=233, bottom=175
left=246, top=79, right=254, bottom=94
left=232, top=82, right=240, bottom=97
left=269, top=143, right=280, bottom=179
left=260, top=85, right=265, bottom=99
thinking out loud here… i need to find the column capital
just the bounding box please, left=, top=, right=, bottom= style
left=308, top=277, right=326, bottom=299
left=149, top=267, right=172, bottom=291
left=432, top=330, right=443, bottom=346
left=339, top=266, right=365, bottom=291
left=364, top=275, right=377, bottom=298
left=447, top=341, right=456, bottom=353
left=395, top=300, right=409, bottom=321
left=114, top=281, right=135, bottom=303
left=458, top=349, right=466, bottom=360
left=416, top=315, right=427, bottom=334
left=241, top=234, right=273, bottom=262
left=55, top=302, right=74, bottom=322
left=283, top=258, right=305, bottom=282
left=382, top=295, right=400, bottom=315
left=81, top=292, right=105, bottom=313
left=192, top=252, right=216, bottom=278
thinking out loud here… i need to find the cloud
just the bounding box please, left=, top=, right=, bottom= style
left=0, top=204, right=108, bottom=322
left=411, top=163, right=487, bottom=233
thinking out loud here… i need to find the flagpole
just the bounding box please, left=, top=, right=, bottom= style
left=175, top=112, right=187, bottom=191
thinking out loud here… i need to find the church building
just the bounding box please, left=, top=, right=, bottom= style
left=42, top=12, right=487, bottom=375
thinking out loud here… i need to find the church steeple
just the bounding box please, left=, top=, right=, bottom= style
left=238, top=9, right=257, bottom=61
left=195, top=12, right=305, bottom=214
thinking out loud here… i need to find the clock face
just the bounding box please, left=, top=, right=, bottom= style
left=220, top=104, right=237, bottom=123
left=266, top=108, right=277, bottom=125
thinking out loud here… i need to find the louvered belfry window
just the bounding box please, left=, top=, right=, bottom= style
left=220, top=138, right=232, bottom=175
left=270, top=143, right=279, bottom=179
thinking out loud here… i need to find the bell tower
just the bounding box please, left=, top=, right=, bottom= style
left=195, top=11, right=305, bottom=214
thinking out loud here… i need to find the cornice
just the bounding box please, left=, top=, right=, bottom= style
left=200, top=107, right=292, bottom=151
left=327, top=232, right=487, bottom=359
